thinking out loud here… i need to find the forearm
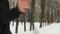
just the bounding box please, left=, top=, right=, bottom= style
left=8, top=0, right=31, bottom=21
left=8, top=7, right=22, bottom=20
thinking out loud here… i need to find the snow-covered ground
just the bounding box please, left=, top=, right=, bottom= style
left=10, top=22, right=60, bottom=34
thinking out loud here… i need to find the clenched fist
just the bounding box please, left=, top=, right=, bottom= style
left=17, top=0, right=31, bottom=12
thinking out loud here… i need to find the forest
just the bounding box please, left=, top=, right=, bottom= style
left=9, top=0, right=60, bottom=33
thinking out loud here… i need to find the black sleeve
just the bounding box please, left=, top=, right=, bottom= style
left=0, top=0, right=22, bottom=23
left=8, top=7, right=22, bottom=21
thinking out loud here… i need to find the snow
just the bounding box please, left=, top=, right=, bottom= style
left=10, top=22, right=60, bottom=34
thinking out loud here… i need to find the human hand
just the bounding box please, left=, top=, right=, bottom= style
left=17, top=0, right=31, bottom=12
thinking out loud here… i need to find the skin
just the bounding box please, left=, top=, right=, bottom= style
left=17, top=0, right=31, bottom=12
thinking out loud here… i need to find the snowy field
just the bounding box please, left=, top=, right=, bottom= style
left=10, top=21, right=60, bottom=34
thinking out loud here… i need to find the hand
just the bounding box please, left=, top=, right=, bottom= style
left=17, top=0, right=31, bottom=12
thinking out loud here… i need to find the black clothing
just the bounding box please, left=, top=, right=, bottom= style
left=0, top=0, right=21, bottom=34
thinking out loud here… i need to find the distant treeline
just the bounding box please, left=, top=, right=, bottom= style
left=9, top=0, right=60, bottom=33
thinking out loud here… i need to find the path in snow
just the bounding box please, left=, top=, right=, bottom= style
left=10, top=22, right=60, bottom=34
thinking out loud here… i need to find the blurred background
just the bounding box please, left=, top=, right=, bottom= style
left=9, top=0, right=60, bottom=34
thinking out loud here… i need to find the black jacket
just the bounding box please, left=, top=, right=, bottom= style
left=0, top=0, right=21, bottom=34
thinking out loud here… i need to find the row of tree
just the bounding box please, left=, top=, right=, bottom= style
left=9, top=0, right=60, bottom=33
